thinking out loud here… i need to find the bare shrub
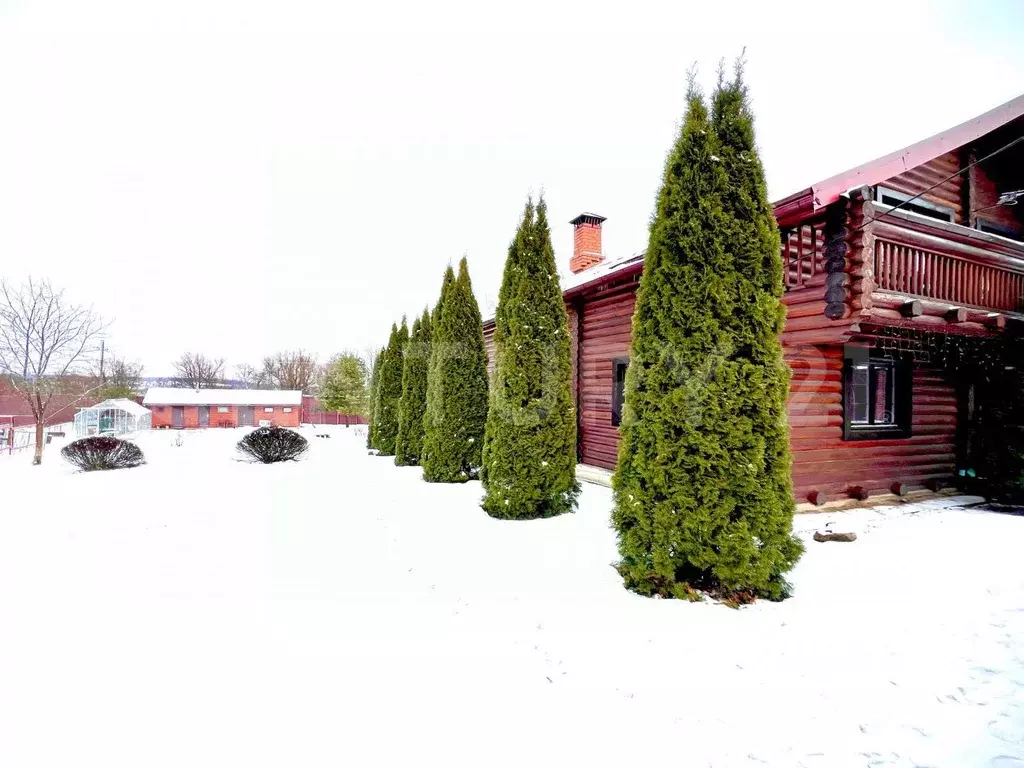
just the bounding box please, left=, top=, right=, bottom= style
left=61, top=436, right=145, bottom=471
left=237, top=426, right=308, bottom=463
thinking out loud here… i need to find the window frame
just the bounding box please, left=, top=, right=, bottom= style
left=874, top=186, right=955, bottom=223
left=975, top=216, right=1024, bottom=243
left=842, top=350, right=913, bottom=441
left=611, top=357, right=629, bottom=428
left=283, top=407, right=292, bottom=413
left=264, top=407, right=274, bottom=413
left=217, top=406, right=230, bottom=414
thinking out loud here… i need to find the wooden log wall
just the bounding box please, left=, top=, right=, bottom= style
left=787, top=344, right=957, bottom=502
left=578, top=285, right=636, bottom=468
left=881, top=150, right=963, bottom=222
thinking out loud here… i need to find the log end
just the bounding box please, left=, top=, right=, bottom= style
left=899, top=300, right=924, bottom=318
left=807, top=490, right=826, bottom=506
left=825, top=302, right=851, bottom=320
left=848, top=485, right=870, bottom=501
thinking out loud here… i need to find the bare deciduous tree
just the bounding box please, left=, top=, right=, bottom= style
left=91, top=351, right=144, bottom=398
left=261, top=349, right=319, bottom=392
left=234, top=362, right=268, bottom=389
left=173, top=352, right=226, bottom=389
left=0, top=278, right=107, bottom=464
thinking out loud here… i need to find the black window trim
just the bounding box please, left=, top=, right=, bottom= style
left=975, top=216, right=1024, bottom=243
left=842, top=350, right=913, bottom=441
left=611, top=357, right=629, bottom=428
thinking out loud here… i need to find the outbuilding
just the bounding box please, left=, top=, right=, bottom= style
left=73, top=398, right=153, bottom=438
left=142, top=388, right=302, bottom=429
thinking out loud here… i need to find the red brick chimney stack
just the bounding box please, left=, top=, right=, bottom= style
left=569, top=213, right=606, bottom=274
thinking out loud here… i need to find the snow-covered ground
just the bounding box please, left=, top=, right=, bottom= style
left=1, top=426, right=1022, bottom=767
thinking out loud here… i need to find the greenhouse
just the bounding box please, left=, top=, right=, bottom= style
left=74, top=398, right=152, bottom=438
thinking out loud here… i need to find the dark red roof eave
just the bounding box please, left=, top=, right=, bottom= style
left=771, top=92, right=1024, bottom=228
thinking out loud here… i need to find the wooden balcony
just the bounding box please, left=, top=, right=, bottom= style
left=781, top=203, right=1024, bottom=340
left=873, top=238, right=1024, bottom=313
left=864, top=210, right=1024, bottom=331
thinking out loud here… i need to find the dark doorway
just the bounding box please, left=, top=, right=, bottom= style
left=172, top=406, right=184, bottom=429
left=198, top=406, right=210, bottom=427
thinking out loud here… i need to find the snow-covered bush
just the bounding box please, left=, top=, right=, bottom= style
left=237, top=426, right=309, bottom=463
left=61, top=436, right=146, bottom=471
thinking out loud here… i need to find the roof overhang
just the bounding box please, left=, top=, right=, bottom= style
left=772, top=92, right=1024, bottom=228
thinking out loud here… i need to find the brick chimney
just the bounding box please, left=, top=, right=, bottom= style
left=569, top=213, right=606, bottom=273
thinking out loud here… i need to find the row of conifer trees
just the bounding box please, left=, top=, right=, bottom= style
left=366, top=58, right=802, bottom=600
left=366, top=199, right=579, bottom=521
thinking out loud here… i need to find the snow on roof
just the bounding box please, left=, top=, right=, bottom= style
left=88, top=398, right=152, bottom=417
left=561, top=251, right=646, bottom=293
left=142, top=388, right=303, bottom=406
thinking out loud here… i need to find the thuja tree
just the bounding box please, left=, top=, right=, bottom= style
left=422, top=266, right=456, bottom=471
left=395, top=308, right=432, bottom=466
left=612, top=73, right=802, bottom=602
left=422, top=258, right=489, bottom=482
left=366, top=348, right=383, bottom=449
left=372, top=319, right=408, bottom=455
left=481, top=197, right=579, bottom=519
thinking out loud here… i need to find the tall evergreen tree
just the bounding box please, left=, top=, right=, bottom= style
left=432, top=265, right=456, bottom=327
left=423, top=266, right=456, bottom=467
left=422, top=258, right=489, bottom=482
left=366, top=348, right=382, bottom=449
left=481, top=197, right=579, bottom=519
left=612, top=72, right=802, bottom=602
left=395, top=308, right=432, bottom=466
left=372, top=319, right=408, bottom=456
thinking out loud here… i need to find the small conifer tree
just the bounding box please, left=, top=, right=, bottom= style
left=395, top=309, right=432, bottom=466
left=612, top=69, right=802, bottom=601
left=481, top=196, right=579, bottom=519
left=372, top=319, right=408, bottom=456
left=366, top=348, right=382, bottom=449
left=422, top=258, right=489, bottom=482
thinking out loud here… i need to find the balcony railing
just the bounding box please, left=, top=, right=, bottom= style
left=874, top=238, right=1024, bottom=313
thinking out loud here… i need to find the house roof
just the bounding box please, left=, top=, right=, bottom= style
left=773, top=92, right=1024, bottom=226
left=142, top=388, right=303, bottom=407
left=87, top=398, right=152, bottom=417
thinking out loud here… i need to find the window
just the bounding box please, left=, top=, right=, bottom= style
left=611, top=358, right=629, bottom=427
left=874, top=186, right=954, bottom=223
left=217, top=406, right=229, bottom=413
left=976, top=217, right=1024, bottom=243
left=264, top=407, right=274, bottom=413
left=843, top=351, right=912, bottom=440
left=283, top=407, right=292, bottom=413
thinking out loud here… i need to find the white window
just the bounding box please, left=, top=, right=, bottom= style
left=283, top=407, right=292, bottom=413
left=217, top=406, right=229, bottom=413
left=264, top=407, right=274, bottom=413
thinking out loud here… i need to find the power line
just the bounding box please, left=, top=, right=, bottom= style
left=846, top=133, right=1024, bottom=237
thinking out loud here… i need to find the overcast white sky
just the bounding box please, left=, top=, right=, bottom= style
left=1, top=0, right=1022, bottom=376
